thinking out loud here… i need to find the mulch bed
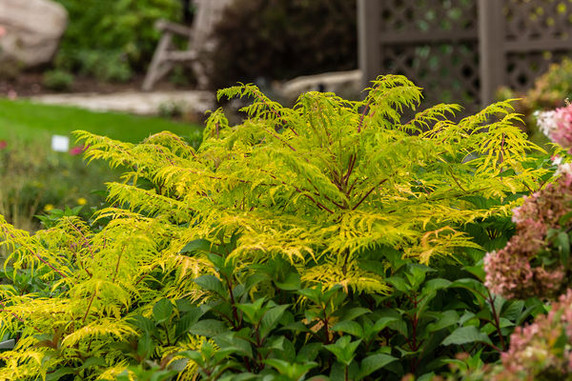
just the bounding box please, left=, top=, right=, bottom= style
left=0, top=71, right=193, bottom=99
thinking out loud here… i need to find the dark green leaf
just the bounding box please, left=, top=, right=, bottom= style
left=558, top=231, right=570, bottom=265
left=517, top=298, right=547, bottom=325
left=449, top=278, right=488, bottom=301
left=423, top=278, right=452, bottom=293
left=372, top=316, right=398, bottom=333
left=386, top=276, right=410, bottom=293
left=194, top=275, right=226, bottom=297
left=359, top=353, right=397, bottom=378
left=189, top=319, right=229, bottom=338
left=324, top=336, right=362, bottom=366
left=339, top=307, right=371, bottom=321
left=46, top=367, right=74, bottom=381
left=176, top=299, right=195, bottom=313
left=442, top=326, right=492, bottom=346
left=426, top=310, right=459, bottom=332
left=297, top=288, right=322, bottom=303
left=332, top=320, right=363, bottom=337
left=181, top=239, right=213, bottom=254
left=214, top=332, right=253, bottom=358
left=560, top=211, right=572, bottom=225
left=498, top=317, right=515, bottom=328
left=181, top=239, right=212, bottom=253
left=153, top=299, right=174, bottom=324
left=237, top=299, right=266, bottom=324
left=266, top=359, right=317, bottom=379
left=463, top=265, right=486, bottom=282
left=137, top=333, right=155, bottom=358
left=501, top=300, right=525, bottom=321
left=175, top=307, right=204, bottom=339
left=130, top=315, right=156, bottom=333
left=458, top=311, right=476, bottom=325
left=406, top=264, right=433, bottom=289
left=260, top=304, right=289, bottom=339
left=80, top=356, right=106, bottom=369
left=275, top=272, right=301, bottom=291
left=296, top=342, right=322, bottom=362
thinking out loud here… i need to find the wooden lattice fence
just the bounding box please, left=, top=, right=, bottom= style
left=358, top=0, right=572, bottom=110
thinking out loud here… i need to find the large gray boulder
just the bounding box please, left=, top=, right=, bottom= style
left=0, top=0, right=68, bottom=67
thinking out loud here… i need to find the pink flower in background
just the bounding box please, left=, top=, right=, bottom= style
left=0, top=140, right=6, bottom=150
left=69, top=145, right=86, bottom=156
left=537, top=104, right=572, bottom=152
left=0, top=25, right=6, bottom=38
left=492, top=289, right=572, bottom=379
left=7, top=88, right=17, bottom=100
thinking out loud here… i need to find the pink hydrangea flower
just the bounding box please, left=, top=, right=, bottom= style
left=485, top=172, right=572, bottom=300
left=537, top=104, right=572, bottom=152
left=489, top=289, right=572, bottom=379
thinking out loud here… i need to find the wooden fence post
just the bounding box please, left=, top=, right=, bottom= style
left=358, top=0, right=382, bottom=88
left=478, top=0, right=505, bottom=106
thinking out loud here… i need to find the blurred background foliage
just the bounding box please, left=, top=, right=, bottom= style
left=210, top=0, right=358, bottom=89
left=497, top=57, right=572, bottom=145
left=52, top=0, right=181, bottom=82
left=49, top=0, right=358, bottom=88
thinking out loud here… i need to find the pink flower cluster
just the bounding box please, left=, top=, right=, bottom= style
left=484, top=172, right=572, bottom=300
left=69, top=144, right=89, bottom=156
left=489, top=289, right=572, bottom=380
left=537, top=103, right=572, bottom=152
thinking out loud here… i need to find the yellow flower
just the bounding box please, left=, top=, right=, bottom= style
left=77, top=197, right=87, bottom=206
left=44, top=204, right=54, bottom=212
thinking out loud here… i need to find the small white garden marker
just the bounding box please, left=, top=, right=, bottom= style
left=51, top=135, right=70, bottom=152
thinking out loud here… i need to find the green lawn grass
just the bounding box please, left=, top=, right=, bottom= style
left=0, top=99, right=204, bottom=144
left=0, top=99, right=204, bottom=231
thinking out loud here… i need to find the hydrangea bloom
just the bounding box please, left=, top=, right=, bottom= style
left=537, top=104, right=572, bottom=152
left=484, top=171, right=572, bottom=300
left=480, top=103, right=572, bottom=379
left=488, top=289, right=572, bottom=380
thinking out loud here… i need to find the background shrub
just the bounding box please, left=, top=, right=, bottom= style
left=42, top=70, right=74, bottom=91
left=497, top=57, right=572, bottom=143
left=210, top=0, right=357, bottom=89
left=53, top=0, right=181, bottom=81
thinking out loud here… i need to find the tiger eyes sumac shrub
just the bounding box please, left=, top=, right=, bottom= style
left=0, top=75, right=549, bottom=379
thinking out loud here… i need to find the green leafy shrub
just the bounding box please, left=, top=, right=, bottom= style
left=210, top=0, right=357, bottom=88
left=53, top=0, right=181, bottom=80
left=56, top=50, right=133, bottom=83
left=0, top=75, right=550, bottom=379
left=42, top=70, right=74, bottom=92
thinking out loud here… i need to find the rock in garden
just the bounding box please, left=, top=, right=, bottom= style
left=276, top=70, right=363, bottom=103
left=0, top=0, right=68, bottom=67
